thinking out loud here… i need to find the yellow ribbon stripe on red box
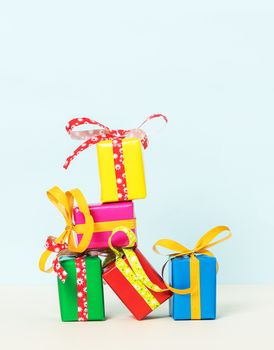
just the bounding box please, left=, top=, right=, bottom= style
left=152, top=226, right=232, bottom=319
left=39, top=186, right=94, bottom=273
left=108, top=226, right=168, bottom=311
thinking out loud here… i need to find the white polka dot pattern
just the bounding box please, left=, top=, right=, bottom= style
left=112, top=139, right=128, bottom=201
left=63, top=114, right=168, bottom=169
left=45, top=238, right=89, bottom=321
left=75, top=257, right=88, bottom=321
left=63, top=115, right=168, bottom=201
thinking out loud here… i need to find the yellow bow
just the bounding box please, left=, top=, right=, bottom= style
left=39, top=186, right=94, bottom=273
left=152, top=226, right=232, bottom=319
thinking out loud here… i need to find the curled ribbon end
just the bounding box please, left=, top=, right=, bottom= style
left=63, top=160, right=70, bottom=170
left=163, top=115, right=168, bottom=123
left=63, top=114, right=167, bottom=166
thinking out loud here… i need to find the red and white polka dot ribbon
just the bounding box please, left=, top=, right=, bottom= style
left=75, top=257, right=88, bottom=321
left=63, top=114, right=168, bottom=169
left=45, top=238, right=69, bottom=282
left=45, top=238, right=89, bottom=321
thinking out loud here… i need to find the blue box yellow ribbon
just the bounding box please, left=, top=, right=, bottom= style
left=152, top=226, right=232, bottom=320
left=170, top=254, right=217, bottom=320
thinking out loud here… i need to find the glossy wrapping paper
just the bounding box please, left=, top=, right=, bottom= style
left=73, top=201, right=137, bottom=249
left=170, top=255, right=217, bottom=320
left=152, top=226, right=232, bottom=321
left=57, top=256, right=105, bottom=322
left=96, top=138, right=146, bottom=203
left=103, top=248, right=172, bottom=320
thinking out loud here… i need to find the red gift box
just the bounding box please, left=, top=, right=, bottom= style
left=103, top=248, right=172, bottom=320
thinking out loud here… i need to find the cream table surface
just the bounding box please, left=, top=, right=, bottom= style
left=1, top=285, right=273, bottom=350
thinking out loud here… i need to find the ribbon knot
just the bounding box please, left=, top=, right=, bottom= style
left=63, top=114, right=168, bottom=169
left=153, top=226, right=232, bottom=319
left=65, top=224, right=74, bottom=232
left=39, top=186, right=94, bottom=274
left=153, top=225, right=232, bottom=294
left=108, top=226, right=168, bottom=294
left=154, top=226, right=232, bottom=259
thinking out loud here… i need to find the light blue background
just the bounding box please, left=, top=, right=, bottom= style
left=1, top=1, right=273, bottom=285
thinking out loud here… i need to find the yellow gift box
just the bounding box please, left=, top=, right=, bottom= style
left=96, top=138, right=146, bottom=203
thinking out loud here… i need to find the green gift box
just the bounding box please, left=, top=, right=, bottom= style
left=57, top=256, right=105, bottom=321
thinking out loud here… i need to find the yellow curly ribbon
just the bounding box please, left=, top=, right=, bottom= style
left=108, top=226, right=168, bottom=310
left=152, top=226, right=232, bottom=319
left=39, top=186, right=94, bottom=273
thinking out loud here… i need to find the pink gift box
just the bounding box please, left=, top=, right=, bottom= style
left=73, top=201, right=137, bottom=249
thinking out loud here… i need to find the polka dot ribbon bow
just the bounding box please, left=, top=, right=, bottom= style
left=44, top=238, right=69, bottom=282
left=63, top=113, right=168, bottom=169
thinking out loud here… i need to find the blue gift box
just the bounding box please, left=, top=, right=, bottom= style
left=169, top=254, right=217, bottom=320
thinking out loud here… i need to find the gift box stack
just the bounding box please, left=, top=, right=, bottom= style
left=39, top=114, right=232, bottom=322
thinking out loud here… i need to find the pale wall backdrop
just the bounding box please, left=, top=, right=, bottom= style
left=1, top=1, right=273, bottom=285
